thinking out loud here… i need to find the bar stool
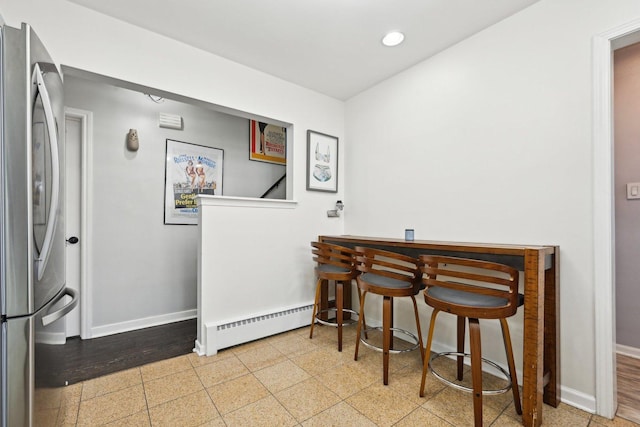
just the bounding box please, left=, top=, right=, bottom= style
left=353, top=246, right=424, bottom=385
left=418, top=255, right=523, bottom=427
left=309, top=242, right=361, bottom=352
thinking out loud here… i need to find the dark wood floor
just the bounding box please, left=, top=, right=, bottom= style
left=36, top=318, right=197, bottom=387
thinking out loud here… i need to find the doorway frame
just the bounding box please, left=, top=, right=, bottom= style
left=64, top=107, right=93, bottom=339
left=593, top=17, right=640, bottom=419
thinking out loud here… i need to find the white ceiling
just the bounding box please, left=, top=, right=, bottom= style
left=69, top=0, right=540, bottom=100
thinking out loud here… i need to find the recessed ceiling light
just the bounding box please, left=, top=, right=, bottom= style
left=382, top=31, right=405, bottom=47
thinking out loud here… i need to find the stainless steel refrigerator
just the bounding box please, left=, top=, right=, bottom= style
left=0, top=23, right=77, bottom=426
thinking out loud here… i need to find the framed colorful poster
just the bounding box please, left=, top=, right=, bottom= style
left=164, top=139, right=224, bottom=225
left=249, top=120, right=286, bottom=165
left=306, top=130, right=338, bottom=193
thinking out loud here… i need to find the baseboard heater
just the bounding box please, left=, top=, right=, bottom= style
left=203, top=304, right=313, bottom=355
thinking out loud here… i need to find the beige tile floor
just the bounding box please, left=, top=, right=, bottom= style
left=35, top=324, right=639, bottom=427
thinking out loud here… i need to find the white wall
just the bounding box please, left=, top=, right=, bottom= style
left=197, top=197, right=312, bottom=355
left=345, top=0, right=640, bottom=411
left=63, top=75, right=287, bottom=330
left=0, top=0, right=346, bottom=333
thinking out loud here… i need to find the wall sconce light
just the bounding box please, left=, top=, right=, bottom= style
left=327, top=200, right=344, bottom=217
left=126, top=129, right=139, bottom=152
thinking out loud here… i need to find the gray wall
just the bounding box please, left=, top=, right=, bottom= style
left=64, top=75, right=285, bottom=331
left=614, top=43, right=640, bottom=350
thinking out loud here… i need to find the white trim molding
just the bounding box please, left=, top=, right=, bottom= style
left=617, top=344, right=640, bottom=360
left=197, top=194, right=297, bottom=209
left=64, top=107, right=94, bottom=340
left=91, top=309, right=197, bottom=339
left=593, top=16, right=640, bottom=419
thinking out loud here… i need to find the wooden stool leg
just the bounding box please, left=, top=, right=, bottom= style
left=336, top=281, right=344, bottom=352
left=457, top=316, right=466, bottom=381
left=382, top=295, right=392, bottom=385
left=309, top=278, right=322, bottom=339
left=356, top=286, right=368, bottom=340
left=354, top=290, right=367, bottom=361
left=420, top=309, right=440, bottom=397
left=469, top=318, right=483, bottom=427
left=343, top=279, right=352, bottom=321
left=410, top=295, right=425, bottom=361
left=500, top=318, right=522, bottom=415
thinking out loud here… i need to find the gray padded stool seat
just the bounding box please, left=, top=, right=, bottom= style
left=353, top=246, right=424, bottom=385
left=309, top=242, right=361, bottom=352
left=419, top=255, right=523, bottom=427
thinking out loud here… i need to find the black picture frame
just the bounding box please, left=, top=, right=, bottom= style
left=306, top=130, right=338, bottom=193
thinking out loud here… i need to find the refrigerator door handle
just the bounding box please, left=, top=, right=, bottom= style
left=41, top=288, right=78, bottom=327
left=32, top=62, right=61, bottom=281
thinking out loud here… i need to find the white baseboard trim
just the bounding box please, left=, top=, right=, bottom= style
left=616, top=343, right=640, bottom=359
left=193, top=339, right=205, bottom=356
left=90, top=309, right=197, bottom=339
left=560, top=386, right=596, bottom=414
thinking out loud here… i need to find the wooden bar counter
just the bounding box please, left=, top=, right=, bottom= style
left=319, top=235, right=559, bottom=427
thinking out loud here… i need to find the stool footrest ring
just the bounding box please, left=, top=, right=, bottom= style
left=360, top=326, right=420, bottom=354
left=428, top=352, right=512, bottom=396
left=315, top=308, right=359, bottom=327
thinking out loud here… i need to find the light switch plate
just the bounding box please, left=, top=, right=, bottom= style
left=626, top=182, right=640, bottom=200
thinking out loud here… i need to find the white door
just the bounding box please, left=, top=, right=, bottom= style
left=64, top=115, right=81, bottom=337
